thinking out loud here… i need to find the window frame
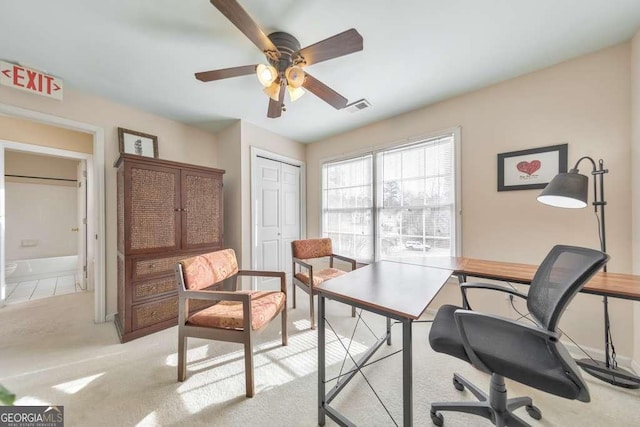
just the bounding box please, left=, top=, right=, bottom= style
left=320, top=127, right=462, bottom=263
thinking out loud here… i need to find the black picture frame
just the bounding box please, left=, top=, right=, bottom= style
left=497, top=144, right=567, bottom=191
left=118, top=127, right=158, bottom=158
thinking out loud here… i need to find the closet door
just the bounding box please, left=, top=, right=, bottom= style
left=255, top=157, right=300, bottom=283
left=125, top=162, right=180, bottom=254
left=181, top=169, right=223, bottom=250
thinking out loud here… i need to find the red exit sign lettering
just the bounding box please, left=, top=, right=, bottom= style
left=0, top=61, right=63, bottom=100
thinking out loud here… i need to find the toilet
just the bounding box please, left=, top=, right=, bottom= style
left=5, top=262, right=17, bottom=278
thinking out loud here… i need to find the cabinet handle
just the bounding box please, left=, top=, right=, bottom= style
left=149, top=264, right=155, bottom=269
left=174, top=208, right=180, bottom=212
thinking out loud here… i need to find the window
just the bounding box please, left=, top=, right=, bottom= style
left=322, top=155, right=374, bottom=261
left=322, top=132, right=459, bottom=262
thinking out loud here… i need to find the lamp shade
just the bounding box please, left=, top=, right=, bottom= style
left=537, top=171, right=589, bottom=208
left=256, top=64, right=277, bottom=87
left=285, top=66, right=305, bottom=88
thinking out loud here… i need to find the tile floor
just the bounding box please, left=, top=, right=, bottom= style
left=4, top=274, right=84, bottom=305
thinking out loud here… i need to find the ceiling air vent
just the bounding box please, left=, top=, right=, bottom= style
left=345, top=99, right=371, bottom=113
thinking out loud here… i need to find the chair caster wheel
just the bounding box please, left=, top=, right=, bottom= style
left=526, top=404, right=542, bottom=420
left=452, top=377, right=464, bottom=391
left=431, top=411, right=444, bottom=426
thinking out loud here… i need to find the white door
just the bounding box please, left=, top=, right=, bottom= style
left=76, top=161, right=87, bottom=290
left=255, top=157, right=300, bottom=289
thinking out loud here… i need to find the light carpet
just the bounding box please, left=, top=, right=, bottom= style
left=1, top=291, right=639, bottom=426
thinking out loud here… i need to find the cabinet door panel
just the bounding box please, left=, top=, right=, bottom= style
left=181, top=170, right=223, bottom=249
left=126, top=163, right=181, bottom=254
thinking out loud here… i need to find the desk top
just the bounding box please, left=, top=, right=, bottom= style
left=314, top=261, right=453, bottom=320
left=405, top=256, right=640, bottom=301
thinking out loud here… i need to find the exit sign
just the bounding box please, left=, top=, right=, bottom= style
left=0, top=61, right=63, bottom=100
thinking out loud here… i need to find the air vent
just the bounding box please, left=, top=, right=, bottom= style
left=345, top=99, right=371, bottom=113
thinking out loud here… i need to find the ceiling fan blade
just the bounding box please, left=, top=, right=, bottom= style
left=195, top=64, right=257, bottom=82
left=302, top=73, right=348, bottom=110
left=267, top=83, right=285, bottom=118
left=294, top=28, right=363, bottom=66
left=210, top=0, right=280, bottom=58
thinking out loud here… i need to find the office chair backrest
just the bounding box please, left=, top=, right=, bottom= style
left=179, top=248, right=239, bottom=291
left=527, top=245, right=609, bottom=330
left=291, top=238, right=333, bottom=259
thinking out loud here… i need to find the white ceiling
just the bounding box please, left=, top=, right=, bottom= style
left=1, top=1, right=640, bottom=143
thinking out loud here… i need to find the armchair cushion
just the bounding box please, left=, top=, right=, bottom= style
left=429, top=304, right=581, bottom=400
left=181, top=249, right=239, bottom=291
left=294, top=268, right=346, bottom=287
left=291, top=238, right=333, bottom=259
left=187, top=290, right=285, bottom=331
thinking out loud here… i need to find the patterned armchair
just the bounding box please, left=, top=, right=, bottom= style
left=291, top=238, right=357, bottom=329
left=175, top=248, right=287, bottom=398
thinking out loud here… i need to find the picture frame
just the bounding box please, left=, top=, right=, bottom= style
left=118, top=127, right=158, bottom=158
left=497, top=143, right=567, bottom=191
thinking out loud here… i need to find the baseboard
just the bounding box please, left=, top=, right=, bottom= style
left=632, top=359, right=640, bottom=375
left=105, top=312, right=115, bottom=322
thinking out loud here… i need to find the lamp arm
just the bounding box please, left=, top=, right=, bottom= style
left=571, top=156, right=597, bottom=173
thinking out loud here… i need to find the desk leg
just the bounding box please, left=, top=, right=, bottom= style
left=402, top=319, right=413, bottom=427
left=387, top=317, right=392, bottom=345
left=318, top=295, right=326, bottom=426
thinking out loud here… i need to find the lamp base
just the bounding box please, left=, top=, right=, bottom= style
left=577, top=358, right=640, bottom=389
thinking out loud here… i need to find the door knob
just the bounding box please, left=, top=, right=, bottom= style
left=71, top=228, right=79, bottom=232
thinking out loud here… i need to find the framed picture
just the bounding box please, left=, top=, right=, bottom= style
left=118, top=127, right=158, bottom=158
left=497, top=143, right=567, bottom=191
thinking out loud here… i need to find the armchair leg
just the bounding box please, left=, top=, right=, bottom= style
left=177, top=332, right=187, bottom=382
left=244, top=334, right=255, bottom=398
left=281, top=306, right=288, bottom=346
left=292, top=282, right=297, bottom=309
left=351, top=305, right=356, bottom=318
left=310, top=292, right=316, bottom=330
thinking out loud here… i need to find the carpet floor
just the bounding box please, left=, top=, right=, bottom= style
left=1, top=291, right=639, bottom=426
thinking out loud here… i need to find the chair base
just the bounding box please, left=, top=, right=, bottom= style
left=430, top=373, right=541, bottom=427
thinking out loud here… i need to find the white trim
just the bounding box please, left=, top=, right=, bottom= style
left=250, top=146, right=306, bottom=289
left=0, top=103, right=106, bottom=323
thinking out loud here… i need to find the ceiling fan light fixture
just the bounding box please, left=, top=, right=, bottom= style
left=263, top=82, right=281, bottom=101
left=285, top=66, right=305, bottom=88
left=287, top=85, right=306, bottom=102
left=256, top=64, right=277, bottom=87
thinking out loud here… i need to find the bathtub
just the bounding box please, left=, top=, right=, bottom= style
left=5, top=255, right=78, bottom=283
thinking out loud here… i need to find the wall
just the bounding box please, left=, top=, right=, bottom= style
left=217, top=121, right=242, bottom=264
left=5, top=151, right=79, bottom=259
left=0, top=84, right=218, bottom=317
left=307, top=44, right=633, bottom=358
left=0, top=115, right=93, bottom=153
left=631, top=30, right=640, bottom=369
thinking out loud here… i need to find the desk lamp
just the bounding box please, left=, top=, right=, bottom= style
left=538, top=156, right=639, bottom=388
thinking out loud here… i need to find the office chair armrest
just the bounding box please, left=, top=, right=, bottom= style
left=237, top=270, right=287, bottom=294
left=292, top=257, right=313, bottom=271
left=331, top=254, right=357, bottom=270
left=180, top=289, right=252, bottom=303
left=453, top=309, right=562, bottom=373
left=459, top=282, right=527, bottom=309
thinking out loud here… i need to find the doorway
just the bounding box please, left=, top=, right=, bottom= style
left=251, top=147, right=306, bottom=290
left=0, top=103, right=106, bottom=322
left=1, top=145, right=92, bottom=305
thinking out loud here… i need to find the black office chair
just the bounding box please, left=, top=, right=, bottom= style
left=428, top=245, right=609, bottom=427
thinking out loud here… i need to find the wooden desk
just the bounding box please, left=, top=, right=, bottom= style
left=409, top=256, right=640, bottom=301
left=316, top=261, right=453, bottom=427
left=408, top=255, right=640, bottom=387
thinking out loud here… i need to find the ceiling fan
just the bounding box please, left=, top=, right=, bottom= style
left=195, top=0, right=364, bottom=118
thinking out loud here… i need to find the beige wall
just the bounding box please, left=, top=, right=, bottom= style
left=631, top=30, right=640, bottom=368
left=217, top=121, right=242, bottom=264
left=0, top=84, right=218, bottom=317
left=0, top=115, right=92, bottom=153
left=306, top=44, right=634, bottom=358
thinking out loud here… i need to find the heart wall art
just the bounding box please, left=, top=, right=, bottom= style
left=497, top=144, right=567, bottom=191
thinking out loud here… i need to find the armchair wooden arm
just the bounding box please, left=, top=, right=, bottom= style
left=237, top=270, right=287, bottom=293
left=331, top=253, right=357, bottom=270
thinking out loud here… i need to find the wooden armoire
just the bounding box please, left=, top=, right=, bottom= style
left=115, top=154, right=225, bottom=342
